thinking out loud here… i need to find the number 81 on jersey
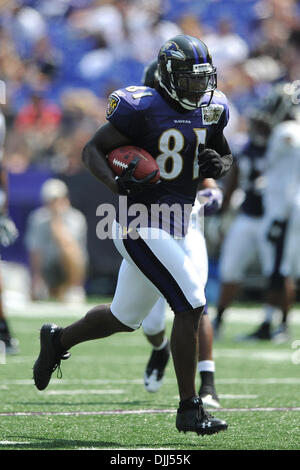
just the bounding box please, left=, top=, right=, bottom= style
left=156, top=128, right=206, bottom=180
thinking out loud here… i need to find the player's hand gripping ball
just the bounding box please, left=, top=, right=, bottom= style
left=107, top=146, right=160, bottom=195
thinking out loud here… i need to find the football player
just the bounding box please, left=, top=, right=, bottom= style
left=33, top=35, right=233, bottom=435
left=0, top=109, right=19, bottom=354
left=257, top=83, right=300, bottom=342
left=215, top=83, right=299, bottom=343
left=212, top=108, right=269, bottom=339
left=141, top=59, right=222, bottom=408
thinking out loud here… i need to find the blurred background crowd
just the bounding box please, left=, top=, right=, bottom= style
left=0, top=0, right=300, bottom=304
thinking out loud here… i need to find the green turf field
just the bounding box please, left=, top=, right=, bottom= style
left=0, top=300, right=300, bottom=451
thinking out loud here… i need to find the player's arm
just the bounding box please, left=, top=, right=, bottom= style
left=82, top=122, right=132, bottom=194
left=219, top=160, right=239, bottom=212
left=198, top=131, right=233, bottom=180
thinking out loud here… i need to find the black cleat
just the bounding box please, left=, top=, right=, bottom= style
left=235, top=321, right=271, bottom=342
left=176, top=396, right=228, bottom=435
left=144, top=340, right=170, bottom=393
left=33, top=323, right=70, bottom=391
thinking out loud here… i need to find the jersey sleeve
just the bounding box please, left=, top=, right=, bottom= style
left=106, top=90, right=142, bottom=140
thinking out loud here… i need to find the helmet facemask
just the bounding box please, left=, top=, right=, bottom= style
left=159, top=61, right=217, bottom=110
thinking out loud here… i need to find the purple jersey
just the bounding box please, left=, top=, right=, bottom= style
left=106, top=86, right=229, bottom=235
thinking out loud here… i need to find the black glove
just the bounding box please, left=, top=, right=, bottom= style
left=115, top=157, right=159, bottom=195
left=198, top=146, right=233, bottom=180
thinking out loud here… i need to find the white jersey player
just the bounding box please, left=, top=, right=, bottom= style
left=212, top=118, right=268, bottom=339
left=240, top=83, right=300, bottom=342
left=260, top=113, right=300, bottom=341
left=214, top=82, right=300, bottom=342
left=0, top=109, right=19, bottom=353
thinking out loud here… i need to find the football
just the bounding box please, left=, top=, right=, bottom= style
left=107, top=146, right=160, bottom=183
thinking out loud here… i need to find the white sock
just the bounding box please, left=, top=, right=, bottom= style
left=263, top=304, right=275, bottom=323
left=153, top=336, right=168, bottom=351
left=198, top=360, right=215, bottom=373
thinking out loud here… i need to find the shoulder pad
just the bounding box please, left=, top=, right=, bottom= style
left=108, top=86, right=155, bottom=113
left=211, top=89, right=228, bottom=106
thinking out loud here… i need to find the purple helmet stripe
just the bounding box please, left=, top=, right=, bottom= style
left=187, top=36, right=207, bottom=64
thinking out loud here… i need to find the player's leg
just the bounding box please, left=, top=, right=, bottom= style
left=33, top=257, right=161, bottom=391
left=241, top=217, right=290, bottom=341
left=172, top=305, right=227, bottom=435
left=34, top=223, right=227, bottom=434
left=0, top=273, right=18, bottom=354
left=117, top=225, right=227, bottom=434
left=214, top=282, right=241, bottom=334
left=142, top=297, right=170, bottom=392
left=118, top=226, right=205, bottom=400
left=215, top=214, right=259, bottom=337
left=181, top=227, right=219, bottom=407
left=268, top=211, right=299, bottom=342
left=171, top=305, right=203, bottom=401
left=197, top=309, right=220, bottom=408
left=270, top=276, right=295, bottom=342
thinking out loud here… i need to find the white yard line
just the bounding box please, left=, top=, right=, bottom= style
left=5, top=302, right=300, bottom=324
left=0, top=407, right=300, bottom=417
left=4, top=347, right=298, bottom=365
left=42, top=389, right=125, bottom=395
left=2, top=377, right=300, bottom=386
left=0, top=441, right=32, bottom=445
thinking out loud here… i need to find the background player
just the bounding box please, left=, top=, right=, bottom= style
left=212, top=108, right=268, bottom=339
left=141, top=56, right=222, bottom=408
left=33, top=35, right=233, bottom=436
left=214, top=83, right=300, bottom=342
left=257, top=82, right=300, bottom=343
left=0, top=108, right=19, bottom=354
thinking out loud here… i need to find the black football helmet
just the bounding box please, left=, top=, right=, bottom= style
left=249, top=82, right=299, bottom=146
left=157, top=35, right=217, bottom=110
left=142, top=59, right=158, bottom=88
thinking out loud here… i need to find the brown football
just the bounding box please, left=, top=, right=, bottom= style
left=107, top=146, right=160, bottom=183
